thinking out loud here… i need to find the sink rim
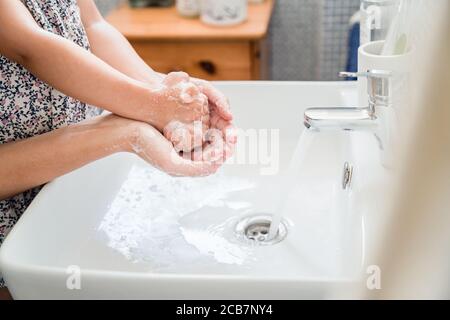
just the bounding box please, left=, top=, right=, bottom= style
left=0, top=254, right=361, bottom=284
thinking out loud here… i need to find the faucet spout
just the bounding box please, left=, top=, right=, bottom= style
left=303, top=70, right=394, bottom=167
left=304, top=107, right=377, bottom=131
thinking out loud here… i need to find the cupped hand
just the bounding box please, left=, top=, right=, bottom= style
left=194, top=78, right=238, bottom=162
left=192, top=78, right=233, bottom=121
left=195, top=109, right=237, bottom=164
left=131, top=123, right=220, bottom=177
left=149, top=72, right=210, bottom=132
left=163, top=79, right=237, bottom=164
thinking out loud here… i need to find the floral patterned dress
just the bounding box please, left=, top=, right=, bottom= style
left=0, top=0, right=100, bottom=288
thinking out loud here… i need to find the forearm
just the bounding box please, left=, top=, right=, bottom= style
left=77, top=0, right=162, bottom=85
left=0, top=114, right=134, bottom=200
left=86, top=20, right=163, bottom=85
left=17, top=29, right=156, bottom=123
left=0, top=0, right=158, bottom=122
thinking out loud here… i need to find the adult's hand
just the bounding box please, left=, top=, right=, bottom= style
left=131, top=122, right=220, bottom=177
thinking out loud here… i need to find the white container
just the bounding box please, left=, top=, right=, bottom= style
left=201, top=0, right=248, bottom=26
left=176, top=0, right=200, bottom=17
left=358, top=40, right=414, bottom=167
left=358, top=40, right=412, bottom=107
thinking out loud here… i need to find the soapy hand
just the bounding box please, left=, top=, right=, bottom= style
left=149, top=72, right=210, bottom=132
left=131, top=123, right=221, bottom=177
left=162, top=77, right=237, bottom=164
left=193, top=78, right=237, bottom=163
left=193, top=78, right=233, bottom=121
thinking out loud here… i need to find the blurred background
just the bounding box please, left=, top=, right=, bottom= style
left=95, top=0, right=361, bottom=81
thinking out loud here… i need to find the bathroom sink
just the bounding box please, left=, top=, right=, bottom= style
left=0, top=82, right=386, bottom=299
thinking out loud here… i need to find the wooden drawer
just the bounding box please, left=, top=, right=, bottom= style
left=131, top=41, right=253, bottom=81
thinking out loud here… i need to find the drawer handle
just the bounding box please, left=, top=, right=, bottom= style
left=199, top=60, right=217, bottom=75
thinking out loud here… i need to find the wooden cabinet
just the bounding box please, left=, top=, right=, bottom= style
left=107, top=1, right=274, bottom=80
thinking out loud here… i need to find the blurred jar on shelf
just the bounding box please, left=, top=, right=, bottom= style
left=176, top=0, right=200, bottom=17
left=200, top=0, right=247, bottom=26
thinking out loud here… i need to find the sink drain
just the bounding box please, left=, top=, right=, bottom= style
left=235, top=214, right=288, bottom=246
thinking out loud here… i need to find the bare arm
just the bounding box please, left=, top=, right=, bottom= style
left=0, top=0, right=220, bottom=200
left=77, top=0, right=163, bottom=85
left=77, top=0, right=233, bottom=121
left=0, top=115, right=134, bottom=200
left=0, top=0, right=205, bottom=131
left=0, top=114, right=219, bottom=200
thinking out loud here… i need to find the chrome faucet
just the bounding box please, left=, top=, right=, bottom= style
left=304, top=70, right=394, bottom=164
left=304, top=70, right=392, bottom=131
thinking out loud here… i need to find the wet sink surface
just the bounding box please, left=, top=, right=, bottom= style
left=0, top=82, right=382, bottom=299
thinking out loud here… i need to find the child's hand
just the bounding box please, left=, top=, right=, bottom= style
left=163, top=118, right=237, bottom=165
left=193, top=78, right=233, bottom=121
left=130, top=122, right=220, bottom=177
left=149, top=72, right=210, bottom=133
left=162, top=79, right=237, bottom=164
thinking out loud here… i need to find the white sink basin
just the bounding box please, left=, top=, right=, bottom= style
left=0, top=82, right=385, bottom=299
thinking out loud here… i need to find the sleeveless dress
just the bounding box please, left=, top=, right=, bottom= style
left=0, top=0, right=100, bottom=288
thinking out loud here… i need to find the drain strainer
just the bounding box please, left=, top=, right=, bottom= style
left=235, top=214, right=288, bottom=246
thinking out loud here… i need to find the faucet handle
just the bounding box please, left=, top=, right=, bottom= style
left=339, top=70, right=392, bottom=79
left=340, top=70, right=392, bottom=107
left=339, top=71, right=360, bottom=78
